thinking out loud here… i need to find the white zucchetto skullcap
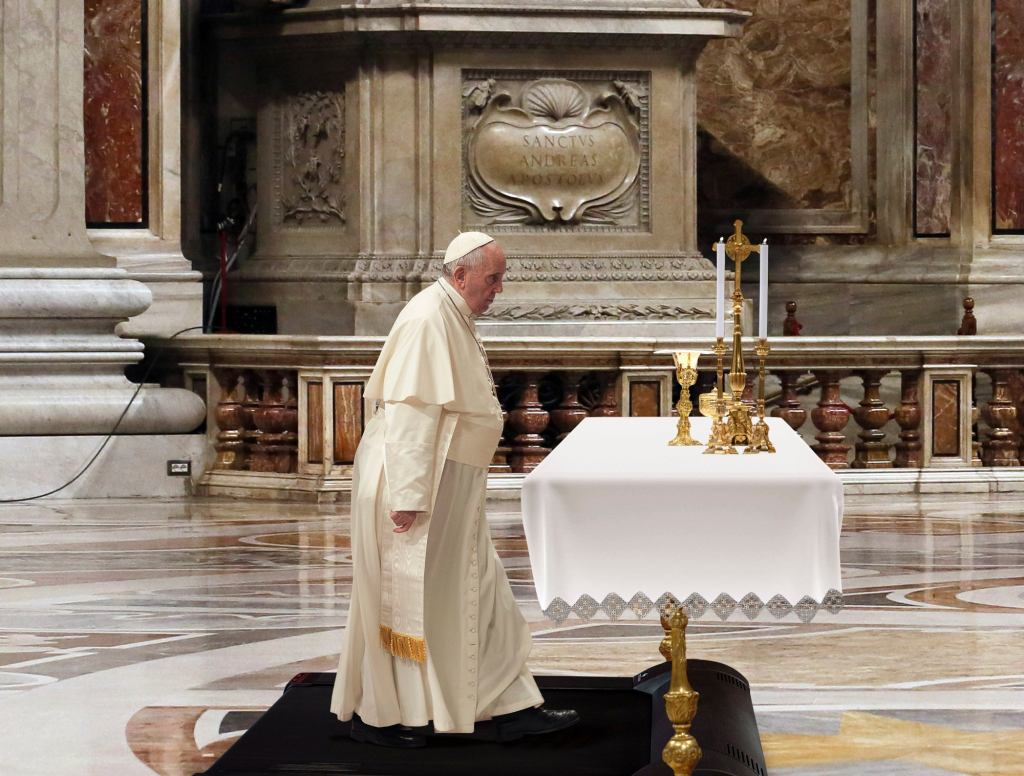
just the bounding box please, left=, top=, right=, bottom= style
left=443, top=231, right=494, bottom=264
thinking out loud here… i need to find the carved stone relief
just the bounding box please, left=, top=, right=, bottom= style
left=273, top=90, right=346, bottom=228
left=463, top=71, right=649, bottom=232
left=347, top=254, right=714, bottom=284
left=484, top=303, right=712, bottom=321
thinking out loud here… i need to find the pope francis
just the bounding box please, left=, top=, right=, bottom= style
left=331, top=232, right=579, bottom=748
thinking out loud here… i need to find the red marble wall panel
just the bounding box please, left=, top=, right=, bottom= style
left=306, top=382, right=323, bottom=464
left=697, top=0, right=852, bottom=211
left=914, top=0, right=953, bottom=235
left=333, top=383, right=363, bottom=465
left=931, top=380, right=960, bottom=457
left=84, top=0, right=145, bottom=225
left=993, top=0, right=1024, bottom=231
left=629, top=381, right=660, bottom=417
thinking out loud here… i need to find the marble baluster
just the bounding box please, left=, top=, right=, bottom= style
left=810, top=370, right=852, bottom=469
left=279, top=375, right=299, bottom=473
left=782, top=300, right=803, bottom=336
left=853, top=370, right=894, bottom=468
left=213, top=370, right=248, bottom=470
left=589, top=373, right=620, bottom=418
left=490, top=407, right=512, bottom=474
left=972, top=403, right=983, bottom=466
left=771, top=370, right=808, bottom=432
left=956, top=297, right=977, bottom=335
left=550, top=372, right=589, bottom=444
left=982, top=369, right=1021, bottom=466
left=241, top=371, right=263, bottom=472
left=250, top=371, right=280, bottom=472
left=490, top=374, right=513, bottom=474
left=507, top=373, right=550, bottom=473
left=970, top=369, right=983, bottom=466
left=893, top=370, right=923, bottom=468
left=252, top=372, right=299, bottom=474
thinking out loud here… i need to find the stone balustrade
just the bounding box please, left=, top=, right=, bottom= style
left=152, top=334, right=1024, bottom=500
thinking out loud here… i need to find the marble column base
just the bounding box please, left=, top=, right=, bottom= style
left=115, top=273, right=203, bottom=338
left=0, top=383, right=205, bottom=435
left=0, top=268, right=205, bottom=435
left=0, top=433, right=210, bottom=499
left=87, top=233, right=204, bottom=337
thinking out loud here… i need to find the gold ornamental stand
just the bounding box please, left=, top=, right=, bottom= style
left=660, top=604, right=701, bottom=775
left=705, top=220, right=775, bottom=456
left=746, top=338, right=776, bottom=453
left=668, top=351, right=702, bottom=446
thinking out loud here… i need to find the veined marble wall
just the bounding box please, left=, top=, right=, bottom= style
left=84, top=0, right=146, bottom=226
left=697, top=0, right=853, bottom=213
left=914, top=0, right=954, bottom=236
left=993, top=0, right=1024, bottom=232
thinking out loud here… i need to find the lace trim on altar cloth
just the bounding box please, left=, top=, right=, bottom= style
left=541, top=589, right=844, bottom=625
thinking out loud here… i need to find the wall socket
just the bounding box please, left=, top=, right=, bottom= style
left=167, top=460, right=192, bottom=477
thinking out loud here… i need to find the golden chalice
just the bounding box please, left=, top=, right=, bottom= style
left=698, top=390, right=730, bottom=418
left=668, top=351, right=703, bottom=446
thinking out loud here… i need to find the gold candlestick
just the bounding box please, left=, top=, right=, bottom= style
left=668, top=351, right=703, bottom=446
left=660, top=604, right=701, bottom=776
left=704, top=337, right=735, bottom=454
left=745, top=337, right=776, bottom=453
left=704, top=220, right=768, bottom=452
left=725, top=282, right=753, bottom=446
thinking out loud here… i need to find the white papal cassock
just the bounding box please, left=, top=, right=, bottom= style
left=331, top=278, right=543, bottom=733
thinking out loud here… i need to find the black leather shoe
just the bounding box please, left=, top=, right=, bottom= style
left=493, top=707, right=580, bottom=742
left=350, top=714, right=427, bottom=748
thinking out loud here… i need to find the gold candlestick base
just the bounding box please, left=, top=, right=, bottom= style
left=704, top=412, right=737, bottom=454
left=669, top=420, right=700, bottom=447
left=726, top=400, right=754, bottom=446
left=745, top=418, right=776, bottom=453
left=668, top=352, right=703, bottom=447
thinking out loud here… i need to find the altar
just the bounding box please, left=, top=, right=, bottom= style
left=521, top=416, right=844, bottom=623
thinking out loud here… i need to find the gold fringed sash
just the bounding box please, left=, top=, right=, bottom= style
left=379, top=624, right=427, bottom=663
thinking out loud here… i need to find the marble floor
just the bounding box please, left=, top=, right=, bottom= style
left=1, top=493, right=1023, bottom=775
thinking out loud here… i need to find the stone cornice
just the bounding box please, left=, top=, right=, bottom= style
left=154, top=334, right=1024, bottom=372
left=206, top=3, right=748, bottom=42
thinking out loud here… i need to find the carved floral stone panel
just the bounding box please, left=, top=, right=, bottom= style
left=273, top=90, right=346, bottom=228
left=462, top=71, right=650, bottom=232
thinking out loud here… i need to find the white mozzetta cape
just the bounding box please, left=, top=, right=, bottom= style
left=365, top=279, right=503, bottom=509
left=363, top=279, right=504, bottom=660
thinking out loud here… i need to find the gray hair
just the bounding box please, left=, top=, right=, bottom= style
left=441, top=243, right=491, bottom=278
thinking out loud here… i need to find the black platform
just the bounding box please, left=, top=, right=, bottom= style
left=198, top=660, right=765, bottom=776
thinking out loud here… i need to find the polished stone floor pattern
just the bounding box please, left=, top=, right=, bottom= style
left=1, top=493, right=1023, bottom=775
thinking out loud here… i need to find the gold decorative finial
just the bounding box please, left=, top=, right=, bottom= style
left=724, top=219, right=757, bottom=265
left=661, top=604, right=702, bottom=776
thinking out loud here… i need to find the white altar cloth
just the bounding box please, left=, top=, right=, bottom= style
left=521, top=417, right=843, bottom=622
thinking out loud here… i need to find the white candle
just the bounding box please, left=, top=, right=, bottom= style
left=758, top=239, right=769, bottom=339
left=715, top=238, right=725, bottom=339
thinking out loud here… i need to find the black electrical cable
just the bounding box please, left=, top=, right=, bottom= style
left=206, top=203, right=258, bottom=333
left=0, top=325, right=205, bottom=503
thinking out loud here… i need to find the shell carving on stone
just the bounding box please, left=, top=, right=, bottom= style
left=522, top=80, right=588, bottom=122
left=464, top=76, right=644, bottom=227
